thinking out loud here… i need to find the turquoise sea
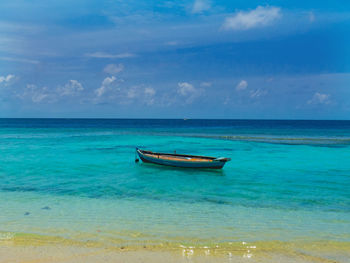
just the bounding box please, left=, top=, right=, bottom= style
left=0, top=119, right=349, bottom=259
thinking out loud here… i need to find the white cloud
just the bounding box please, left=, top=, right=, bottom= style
left=177, top=82, right=202, bottom=103
left=0, top=57, right=39, bottom=64
left=103, top=85, right=156, bottom=105
left=57, top=80, right=83, bottom=96
left=307, top=92, right=331, bottom=105
left=236, top=80, right=248, bottom=91
left=0, top=74, right=15, bottom=84
left=85, top=52, right=135, bottom=59
left=144, top=87, right=156, bottom=105
left=17, top=80, right=85, bottom=103
left=178, top=82, right=195, bottom=96
left=250, top=88, right=267, bottom=98
left=19, top=84, right=54, bottom=103
left=222, top=6, right=281, bottom=31
left=93, top=76, right=155, bottom=106
left=192, top=0, right=211, bottom=14
left=200, top=82, right=212, bottom=87
left=127, top=87, right=137, bottom=99
left=102, top=76, right=116, bottom=87
left=125, top=86, right=157, bottom=104
left=94, top=87, right=106, bottom=98
left=95, top=76, right=117, bottom=97
left=104, top=64, right=124, bottom=75
left=32, top=93, right=48, bottom=103
left=144, top=87, right=156, bottom=96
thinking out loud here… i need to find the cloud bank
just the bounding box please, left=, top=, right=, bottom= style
left=85, top=52, right=135, bottom=59
left=236, top=80, right=248, bottom=91
left=0, top=74, right=15, bottom=84
left=308, top=92, right=331, bottom=105
left=57, top=80, right=84, bottom=96
left=104, top=64, right=124, bottom=75
left=222, top=6, right=281, bottom=30
left=177, top=82, right=202, bottom=103
left=192, top=0, right=211, bottom=14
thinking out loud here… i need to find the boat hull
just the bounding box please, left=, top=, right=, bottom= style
left=136, top=149, right=228, bottom=169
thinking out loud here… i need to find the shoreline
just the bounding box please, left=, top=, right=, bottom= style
left=1, top=243, right=349, bottom=263
left=1, top=232, right=349, bottom=263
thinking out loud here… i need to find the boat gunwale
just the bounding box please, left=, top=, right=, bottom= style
left=138, top=155, right=225, bottom=169
left=137, top=148, right=230, bottom=163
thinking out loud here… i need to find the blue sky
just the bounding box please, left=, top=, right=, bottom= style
left=0, top=0, right=349, bottom=119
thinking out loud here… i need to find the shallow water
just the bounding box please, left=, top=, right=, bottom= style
left=0, top=119, right=349, bottom=255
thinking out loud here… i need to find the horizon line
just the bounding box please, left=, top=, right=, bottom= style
left=0, top=118, right=350, bottom=121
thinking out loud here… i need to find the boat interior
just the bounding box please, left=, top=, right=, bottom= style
left=139, top=149, right=229, bottom=162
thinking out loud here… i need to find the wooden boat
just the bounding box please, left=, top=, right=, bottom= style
left=136, top=148, right=230, bottom=169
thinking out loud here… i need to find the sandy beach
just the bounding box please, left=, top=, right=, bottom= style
left=1, top=235, right=349, bottom=263
left=1, top=244, right=349, bottom=263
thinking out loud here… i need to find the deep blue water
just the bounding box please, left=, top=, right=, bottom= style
left=1, top=118, right=350, bottom=130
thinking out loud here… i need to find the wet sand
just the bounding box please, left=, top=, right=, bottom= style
left=1, top=241, right=349, bottom=263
